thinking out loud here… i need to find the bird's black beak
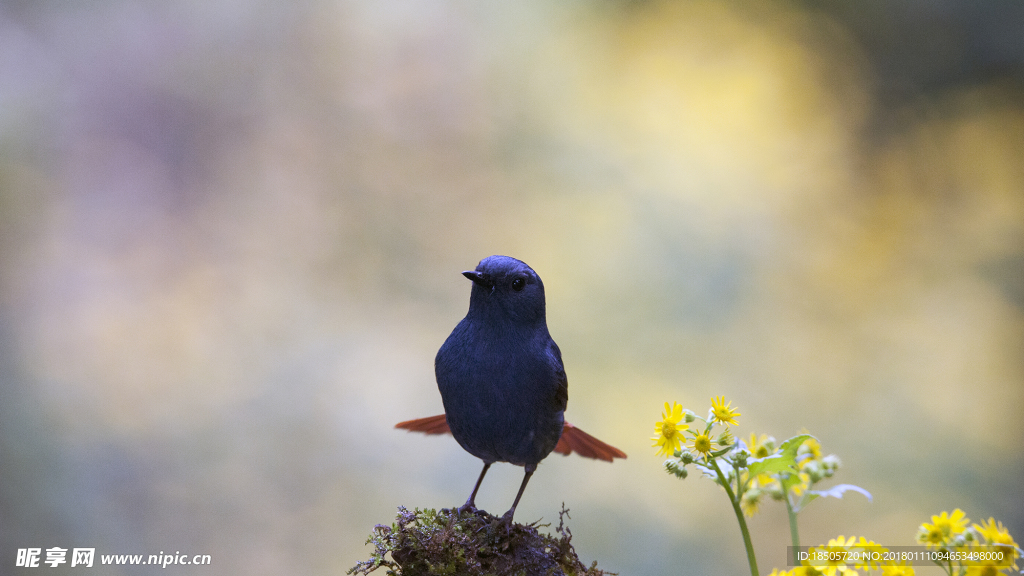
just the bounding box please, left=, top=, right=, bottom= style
left=462, top=270, right=492, bottom=288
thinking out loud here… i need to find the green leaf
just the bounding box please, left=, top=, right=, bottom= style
left=711, top=446, right=733, bottom=458
left=778, top=434, right=814, bottom=461
left=747, top=434, right=812, bottom=477
left=747, top=453, right=796, bottom=476
left=778, top=471, right=802, bottom=493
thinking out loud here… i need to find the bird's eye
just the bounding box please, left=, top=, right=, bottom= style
left=511, top=277, right=526, bottom=291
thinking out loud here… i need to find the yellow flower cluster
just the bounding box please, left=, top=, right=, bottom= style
left=770, top=536, right=909, bottom=576
left=651, top=397, right=739, bottom=459
left=650, top=399, right=1020, bottom=576
left=738, top=433, right=844, bottom=518
left=918, top=509, right=969, bottom=548
left=769, top=510, right=1020, bottom=576
left=916, top=509, right=1020, bottom=574
left=652, top=398, right=855, bottom=520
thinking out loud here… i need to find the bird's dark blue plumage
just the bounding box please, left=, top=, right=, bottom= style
left=434, top=255, right=569, bottom=519
left=392, top=256, right=625, bottom=519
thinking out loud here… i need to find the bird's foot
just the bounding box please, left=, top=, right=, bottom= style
left=495, top=509, right=517, bottom=537
left=456, top=500, right=479, bottom=516
left=500, top=508, right=516, bottom=525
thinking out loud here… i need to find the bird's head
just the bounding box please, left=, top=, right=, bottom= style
left=463, top=255, right=546, bottom=324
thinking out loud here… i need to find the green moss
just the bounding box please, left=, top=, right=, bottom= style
left=349, top=505, right=613, bottom=576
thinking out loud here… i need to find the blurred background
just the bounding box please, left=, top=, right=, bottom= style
left=1, top=0, right=1022, bottom=574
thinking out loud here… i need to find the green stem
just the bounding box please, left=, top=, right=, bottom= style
left=709, top=457, right=759, bottom=576
left=785, top=495, right=800, bottom=550
left=736, top=461, right=744, bottom=503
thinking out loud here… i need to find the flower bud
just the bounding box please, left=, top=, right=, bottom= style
left=717, top=428, right=735, bottom=448
left=803, top=461, right=824, bottom=483
left=821, top=454, right=841, bottom=471
left=665, top=460, right=688, bottom=479
left=733, top=450, right=748, bottom=468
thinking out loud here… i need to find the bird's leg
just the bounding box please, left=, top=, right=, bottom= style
left=458, top=462, right=491, bottom=514
left=500, top=463, right=536, bottom=523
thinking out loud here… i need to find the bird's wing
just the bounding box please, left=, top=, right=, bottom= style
left=396, top=415, right=626, bottom=462
left=547, top=340, right=569, bottom=412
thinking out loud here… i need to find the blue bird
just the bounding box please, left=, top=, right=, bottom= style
left=397, top=256, right=625, bottom=521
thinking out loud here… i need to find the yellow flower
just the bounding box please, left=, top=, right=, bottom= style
left=918, top=522, right=946, bottom=547
left=933, top=509, right=970, bottom=538
left=974, top=517, right=1017, bottom=547
left=741, top=487, right=763, bottom=517
left=747, top=433, right=775, bottom=458
left=745, top=433, right=778, bottom=486
left=652, top=402, right=687, bottom=457
left=710, top=396, right=741, bottom=425
left=809, top=536, right=859, bottom=576
left=763, top=477, right=785, bottom=500
left=798, top=437, right=822, bottom=468
left=963, top=562, right=1006, bottom=576
left=917, top=510, right=968, bottom=548
left=845, top=536, right=887, bottom=570
left=973, top=517, right=1020, bottom=570
left=790, top=471, right=812, bottom=497
left=692, top=432, right=712, bottom=455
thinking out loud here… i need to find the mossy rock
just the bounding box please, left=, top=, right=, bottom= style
left=350, top=505, right=612, bottom=576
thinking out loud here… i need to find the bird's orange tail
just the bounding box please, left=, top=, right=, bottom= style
left=394, top=414, right=451, bottom=435
left=395, top=415, right=627, bottom=462
left=552, top=422, right=627, bottom=462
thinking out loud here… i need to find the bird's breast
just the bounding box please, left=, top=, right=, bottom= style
left=434, top=321, right=564, bottom=465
